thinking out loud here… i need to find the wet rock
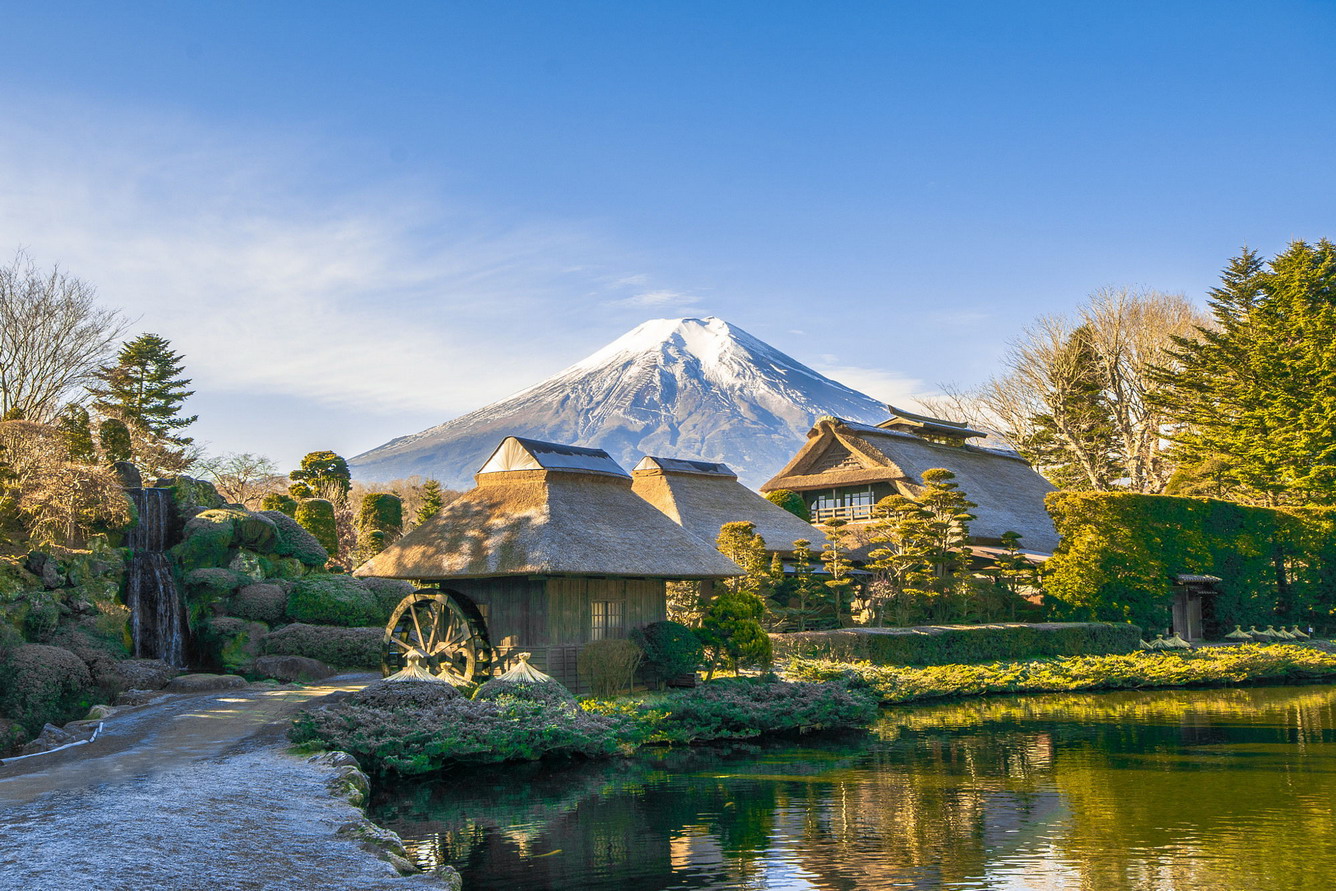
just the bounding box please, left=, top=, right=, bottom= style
left=113, top=461, right=142, bottom=489
left=434, top=866, right=463, bottom=891
left=385, top=852, right=421, bottom=875
left=309, top=750, right=362, bottom=770
left=113, top=659, right=179, bottom=691
left=326, top=765, right=371, bottom=808
left=115, top=688, right=167, bottom=707
left=164, top=673, right=249, bottom=693
left=338, top=817, right=411, bottom=862
left=19, top=722, right=85, bottom=755
left=251, top=655, right=333, bottom=683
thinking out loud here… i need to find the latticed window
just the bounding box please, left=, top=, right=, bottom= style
left=590, top=600, right=624, bottom=641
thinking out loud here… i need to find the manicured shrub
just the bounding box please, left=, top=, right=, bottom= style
left=647, top=675, right=878, bottom=744
left=785, top=644, right=1336, bottom=704
left=764, top=488, right=810, bottom=522
left=294, top=499, right=338, bottom=556
left=357, top=577, right=415, bottom=624
left=578, top=639, right=643, bottom=697
left=349, top=678, right=462, bottom=708
left=698, top=588, right=773, bottom=676
left=230, top=583, right=288, bottom=624
left=260, top=493, right=298, bottom=516
left=631, top=620, right=704, bottom=687
left=771, top=622, right=1141, bottom=666
left=355, top=493, right=402, bottom=559
left=0, top=643, right=94, bottom=735
left=265, top=507, right=329, bottom=566
left=289, top=692, right=633, bottom=775
left=475, top=675, right=576, bottom=706
left=262, top=623, right=382, bottom=668
left=286, top=574, right=380, bottom=627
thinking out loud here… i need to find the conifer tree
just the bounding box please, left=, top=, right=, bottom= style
left=56, top=404, right=96, bottom=463
left=819, top=518, right=855, bottom=626
left=788, top=539, right=824, bottom=631
left=415, top=479, right=445, bottom=526
left=865, top=494, right=934, bottom=626
left=89, top=333, right=196, bottom=445
left=98, top=418, right=132, bottom=465
left=288, top=450, right=351, bottom=504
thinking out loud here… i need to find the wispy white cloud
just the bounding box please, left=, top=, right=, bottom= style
left=810, top=362, right=930, bottom=410
left=608, top=288, right=703, bottom=309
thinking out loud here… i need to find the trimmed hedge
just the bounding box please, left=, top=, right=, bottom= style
left=293, top=499, right=338, bottom=557
left=0, top=644, right=94, bottom=735
left=261, top=510, right=328, bottom=567
left=286, top=575, right=379, bottom=627
left=262, top=623, right=382, bottom=668
left=771, top=622, right=1141, bottom=666
left=1046, top=492, right=1336, bottom=633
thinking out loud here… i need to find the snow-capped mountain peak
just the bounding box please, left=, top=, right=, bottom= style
left=351, top=317, right=889, bottom=488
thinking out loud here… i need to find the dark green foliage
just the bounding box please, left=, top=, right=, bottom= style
left=260, top=493, right=298, bottom=516
left=1157, top=241, right=1336, bottom=505
left=89, top=332, right=196, bottom=445
left=1046, top=491, right=1336, bottom=632
left=286, top=574, right=380, bottom=626
left=57, top=405, right=97, bottom=463
left=348, top=679, right=461, bottom=708
left=764, top=489, right=810, bottom=522
left=169, top=513, right=234, bottom=572
left=289, top=693, right=632, bottom=775
left=19, top=591, right=60, bottom=642
left=0, top=643, right=94, bottom=735
left=184, top=567, right=249, bottom=599
left=98, top=418, right=132, bottom=465
left=228, top=583, right=288, bottom=624
left=356, top=493, right=402, bottom=538
left=415, top=479, right=444, bottom=526
left=474, top=676, right=576, bottom=706
left=196, top=616, right=267, bottom=672
left=647, top=675, right=878, bottom=744
left=631, top=620, right=704, bottom=688
left=288, top=451, right=351, bottom=503
left=771, top=622, right=1142, bottom=666
left=697, top=587, right=773, bottom=676
left=261, top=509, right=328, bottom=567
left=262, top=622, right=382, bottom=668
left=293, top=498, right=338, bottom=556
left=357, top=576, right=414, bottom=624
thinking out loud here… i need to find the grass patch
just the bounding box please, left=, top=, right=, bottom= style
left=784, top=644, right=1336, bottom=704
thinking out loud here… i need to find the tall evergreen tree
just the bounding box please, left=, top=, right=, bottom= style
left=56, top=404, right=96, bottom=463
left=415, top=479, right=445, bottom=526
left=1158, top=241, right=1336, bottom=505
left=288, top=450, right=352, bottom=504
left=88, top=333, right=196, bottom=445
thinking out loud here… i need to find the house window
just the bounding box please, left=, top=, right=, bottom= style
left=810, top=487, right=875, bottom=522
left=590, top=601, right=624, bottom=641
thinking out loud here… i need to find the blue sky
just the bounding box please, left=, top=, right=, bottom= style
left=1, top=2, right=1333, bottom=471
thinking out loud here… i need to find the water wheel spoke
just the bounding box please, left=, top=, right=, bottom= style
left=410, top=602, right=429, bottom=650
left=390, top=636, right=417, bottom=652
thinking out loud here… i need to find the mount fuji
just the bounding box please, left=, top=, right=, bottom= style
left=350, top=317, right=891, bottom=489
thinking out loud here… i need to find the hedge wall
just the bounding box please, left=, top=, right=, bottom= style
left=1045, top=492, right=1336, bottom=634
left=771, top=622, right=1141, bottom=666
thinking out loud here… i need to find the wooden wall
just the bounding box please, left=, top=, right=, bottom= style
left=437, top=575, right=668, bottom=693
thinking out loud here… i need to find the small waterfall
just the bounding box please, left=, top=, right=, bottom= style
left=125, top=488, right=189, bottom=667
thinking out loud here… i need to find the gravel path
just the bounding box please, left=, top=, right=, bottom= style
left=0, top=675, right=447, bottom=891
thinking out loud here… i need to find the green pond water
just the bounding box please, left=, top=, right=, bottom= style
left=370, top=684, right=1336, bottom=890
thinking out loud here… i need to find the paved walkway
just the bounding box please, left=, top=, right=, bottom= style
left=0, top=674, right=446, bottom=891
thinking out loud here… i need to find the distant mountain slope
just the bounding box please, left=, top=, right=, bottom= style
left=350, top=317, right=889, bottom=489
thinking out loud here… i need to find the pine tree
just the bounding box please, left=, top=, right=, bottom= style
left=415, top=479, right=445, bottom=526
left=89, top=333, right=196, bottom=445
left=716, top=521, right=773, bottom=599
left=788, top=539, right=824, bottom=631
left=819, top=518, right=855, bottom=626
left=98, top=418, right=132, bottom=465
left=288, top=450, right=351, bottom=504
left=56, top=404, right=96, bottom=463
left=864, top=494, right=934, bottom=626
left=916, top=469, right=977, bottom=620
left=696, top=586, right=772, bottom=678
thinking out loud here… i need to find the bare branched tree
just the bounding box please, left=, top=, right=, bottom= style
left=200, top=452, right=283, bottom=507
left=0, top=251, right=127, bottom=423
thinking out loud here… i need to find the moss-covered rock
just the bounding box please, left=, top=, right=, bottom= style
left=199, top=616, right=269, bottom=673
left=185, top=567, right=250, bottom=599
left=161, top=475, right=225, bottom=512
left=287, top=575, right=380, bottom=627
left=0, top=643, right=95, bottom=736
left=262, top=623, right=382, bottom=668
left=230, top=583, right=288, bottom=624
left=228, top=549, right=268, bottom=581
left=358, top=577, right=415, bottom=624
left=172, top=511, right=238, bottom=572
left=261, top=510, right=328, bottom=568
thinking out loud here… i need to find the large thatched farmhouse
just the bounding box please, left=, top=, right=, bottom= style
left=355, top=437, right=741, bottom=690
left=760, top=408, right=1059, bottom=558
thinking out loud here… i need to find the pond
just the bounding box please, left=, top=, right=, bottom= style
left=370, top=684, right=1336, bottom=890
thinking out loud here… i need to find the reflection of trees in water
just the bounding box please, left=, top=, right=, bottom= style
left=373, top=685, right=1336, bottom=890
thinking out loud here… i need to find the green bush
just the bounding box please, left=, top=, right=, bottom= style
left=764, top=489, right=810, bottom=522
left=286, top=575, right=379, bottom=626
left=260, top=493, right=298, bottom=516
left=355, top=493, right=402, bottom=559
left=357, top=577, right=415, bottom=624
left=771, top=622, right=1141, bottom=666
left=644, top=674, right=878, bottom=744
left=289, top=692, right=633, bottom=775
left=161, top=476, right=225, bottom=511
left=197, top=617, right=267, bottom=672
left=262, top=623, right=382, bottom=668
left=0, top=644, right=95, bottom=735
left=230, top=583, right=288, bottom=624
left=631, top=620, right=703, bottom=687
left=474, top=676, right=575, bottom=706
left=294, top=499, right=338, bottom=556
left=786, top=644, right=1336, bottom=704
left=261, top=510, right=328, bottom=567
left=171, top=509, right=243, bottom=572
left=1046, top=492, right=1336, bottom=633
left=19, top=591, right=60, bottom=642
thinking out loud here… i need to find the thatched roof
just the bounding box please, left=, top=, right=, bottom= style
left=631, top=455, right=821, bottom=553
left=760, top=416, right=1059, bottom=553
left=355, top=437, right=743, bottom=580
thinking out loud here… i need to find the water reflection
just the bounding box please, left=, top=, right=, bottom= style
left=371, top=685, right=1336, bottom=890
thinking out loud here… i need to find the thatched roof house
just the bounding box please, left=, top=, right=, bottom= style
left=760, top=411, right=1059, bottom=554
left=358, top=437, right=743, bottom=580
left=631, top=455, right=821, bottom=553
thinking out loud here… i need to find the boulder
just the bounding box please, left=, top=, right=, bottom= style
left=113, top=461, right=142, bottom=489
left=112, top=659, right=179, bottom=691
left=250, top=654, right=334, bottom=683
left=19, top=722, right=86, bottom=755
left=115, top=689, right=167, bottom=707
left=164, top=673, right=249, bottom=693
left=230, top=583, right=287, bottom=624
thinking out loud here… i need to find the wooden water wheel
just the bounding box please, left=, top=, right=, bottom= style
left=382, top=588, right=493, bottom=683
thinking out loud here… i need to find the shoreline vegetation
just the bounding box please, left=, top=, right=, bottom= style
left=290, top=643, right=1336, bottom=778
